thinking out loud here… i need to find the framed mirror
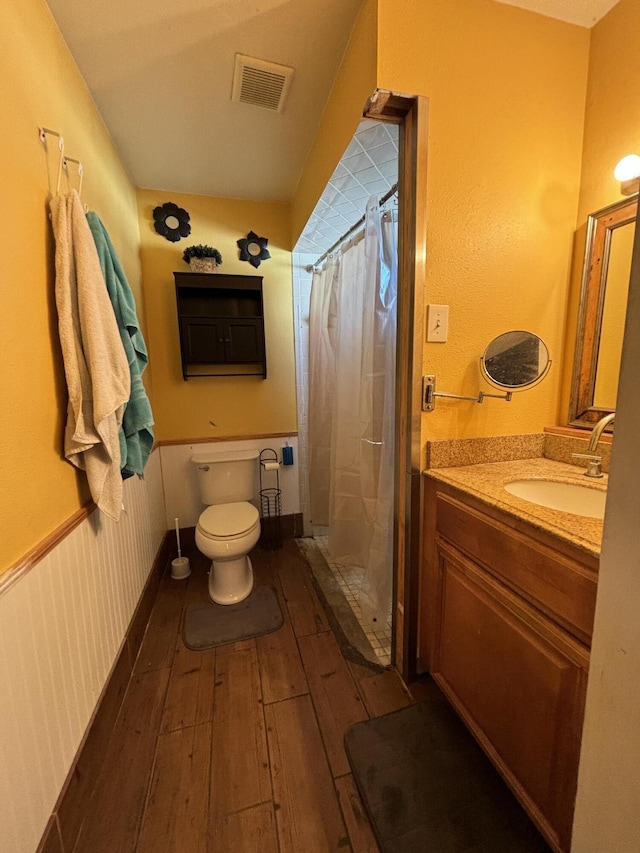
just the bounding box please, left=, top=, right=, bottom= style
left=237, top=231, right=271, bottom=268
left=152, top=201, right=191, bottom=242
left=481, top=331, right=551, bottom=390
left=569, top=195, right=637, bottom=428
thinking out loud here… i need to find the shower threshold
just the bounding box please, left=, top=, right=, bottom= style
left=299, top=535, right=391, bottom=667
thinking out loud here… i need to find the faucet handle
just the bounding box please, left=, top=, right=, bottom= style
left=571, top=452, right=604, bottom=478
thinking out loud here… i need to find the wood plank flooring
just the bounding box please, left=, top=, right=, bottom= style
left=72, top=540, right=418, bottom=853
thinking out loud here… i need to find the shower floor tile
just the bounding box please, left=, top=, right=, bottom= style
left=314, top=535, right=391, bottom=667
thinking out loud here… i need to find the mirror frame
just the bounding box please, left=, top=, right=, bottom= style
left=480, top=330, right=551, bottom=390
left=569, top=194, right=637, bottom=428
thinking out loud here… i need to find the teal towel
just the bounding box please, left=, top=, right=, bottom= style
left=86, top=212, right=154, bottom=478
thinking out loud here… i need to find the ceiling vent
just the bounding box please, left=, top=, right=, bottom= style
left=232, top=54, right=294, bottom=113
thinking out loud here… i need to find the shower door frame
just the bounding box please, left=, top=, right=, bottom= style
left=363, top=90, right=428, bottom=682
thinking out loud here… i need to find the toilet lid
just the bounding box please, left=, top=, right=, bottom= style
left=198, top=502, right=259, bottom=538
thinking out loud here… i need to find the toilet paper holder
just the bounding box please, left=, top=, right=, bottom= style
left=259, top=448, right=282, bottom=550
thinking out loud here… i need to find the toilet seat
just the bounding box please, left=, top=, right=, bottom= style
left=197, top=502, right=260, bottom=541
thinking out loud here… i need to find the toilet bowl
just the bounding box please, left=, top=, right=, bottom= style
left=195, top=501, right=260, bottom=604
left=191, top=450, right=261, bottom=605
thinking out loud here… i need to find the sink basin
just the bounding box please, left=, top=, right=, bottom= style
left=504, top=479, right=606, bottom=519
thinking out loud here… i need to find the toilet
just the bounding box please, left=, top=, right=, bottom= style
left=192, top=449, right=261, bottom=605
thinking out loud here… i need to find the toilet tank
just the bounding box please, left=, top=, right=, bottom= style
left=192, top=449, right=259, bottom=505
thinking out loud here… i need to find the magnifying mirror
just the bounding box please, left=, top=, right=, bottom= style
left=481, top=331, right=551, bottom=390
left=423, top=330, right=551, bottom=411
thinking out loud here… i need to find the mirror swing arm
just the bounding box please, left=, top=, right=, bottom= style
left=422, top=375, right=513, bottom=412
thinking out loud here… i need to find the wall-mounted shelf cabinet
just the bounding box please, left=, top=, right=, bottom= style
left=174, top=272, right=266, bottom=380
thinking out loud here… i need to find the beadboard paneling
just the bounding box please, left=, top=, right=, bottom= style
left=0, top=450, right=165, bottom=853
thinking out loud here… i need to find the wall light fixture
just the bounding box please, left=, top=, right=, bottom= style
left=614, top=154, right=640, bottom=196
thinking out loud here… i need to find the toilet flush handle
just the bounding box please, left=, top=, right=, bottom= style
left=198, top=465, right=210, bottom=472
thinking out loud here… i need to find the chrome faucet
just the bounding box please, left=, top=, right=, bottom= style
left=586, top=412, right=615, bottom=452
left=572, top=412, right=615, bottom=478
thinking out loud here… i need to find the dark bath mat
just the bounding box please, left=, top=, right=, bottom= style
left=183, top=585, right=283, bottom=650
left=344, top=678, right=552, bottom=853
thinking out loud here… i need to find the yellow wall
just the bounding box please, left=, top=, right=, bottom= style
left=575, top=0, right=640, bottom=222
left=291, top=0, right=378, bottom=245
left=137, top=189, right=296, bottom=440
left=376, top=0, right=589, bottom=441
left=560, top=0, right=640, bottom=422
left=4, top=0, right=633, bottom=577
left=0, top=0, right=147, bottom=572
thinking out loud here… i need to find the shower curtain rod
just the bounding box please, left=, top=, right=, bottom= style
left=305, top=182, right=398, bottom=272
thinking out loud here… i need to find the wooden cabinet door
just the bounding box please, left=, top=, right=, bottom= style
left=224, top=319, right=264, bottom=363
left=179, top=318, right=265, bottom=366
left=431, top=542, right=588, bottom=853
left=180, top=317, right=225, bottom=364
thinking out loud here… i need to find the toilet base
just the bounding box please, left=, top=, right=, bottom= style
left=208, top=555, right=254, bottom=605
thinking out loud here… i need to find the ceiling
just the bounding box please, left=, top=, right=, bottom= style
left=45, top=0, right=620, bottom=207
left=45, top=0, right=363, bottom=202
left=494, top=0, right=619, bottom=25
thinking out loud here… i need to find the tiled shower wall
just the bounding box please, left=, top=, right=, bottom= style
left=0, top=450, right=166, bottom=853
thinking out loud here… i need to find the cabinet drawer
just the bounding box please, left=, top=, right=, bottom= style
left=435, top=493, right=597, bottom=644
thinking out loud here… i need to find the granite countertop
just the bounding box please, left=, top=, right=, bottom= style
left=424, top=457, right=605, bottom=558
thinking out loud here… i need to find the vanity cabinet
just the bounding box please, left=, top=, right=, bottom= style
left=420, top=477, right=599, bottom=853
left=174, top=272, right=266, bottom=379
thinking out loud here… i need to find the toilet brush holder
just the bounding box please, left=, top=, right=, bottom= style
left=171, top=556, right=191, bottom=580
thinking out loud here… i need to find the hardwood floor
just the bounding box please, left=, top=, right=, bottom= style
left=72, top=539, right=417, bottom=853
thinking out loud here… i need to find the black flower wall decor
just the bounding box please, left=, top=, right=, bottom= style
left=153, top=202, right=191, bottom=242
left=237, top=230, right=271, bottom=268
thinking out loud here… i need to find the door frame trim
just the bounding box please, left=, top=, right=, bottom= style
left=364, top=89, right=428, bottom=681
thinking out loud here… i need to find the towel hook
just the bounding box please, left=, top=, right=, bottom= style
left=62, top=156, right=84, bottom=198
left=39, top=127, right=64, bottom=149
left=39, top=127, right=65, bottom=196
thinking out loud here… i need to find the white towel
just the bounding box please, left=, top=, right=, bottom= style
left=50, top=190, right=131, bottom=520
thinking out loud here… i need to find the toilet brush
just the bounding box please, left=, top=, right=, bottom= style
left=171, top=517, right=191, bottom=579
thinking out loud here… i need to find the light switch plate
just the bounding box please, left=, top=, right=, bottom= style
left=427, top=304, right=449, bottom=342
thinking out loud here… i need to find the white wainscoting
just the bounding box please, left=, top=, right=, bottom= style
left=0, top=450, right=166, bottom=853
left=160, top=436, right=300, bottom=529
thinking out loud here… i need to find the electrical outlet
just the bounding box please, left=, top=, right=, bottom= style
left=427, top=304, right=449, bottom=342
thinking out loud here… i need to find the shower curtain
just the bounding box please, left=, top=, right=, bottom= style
left=308, top=196, right=398, bottom=628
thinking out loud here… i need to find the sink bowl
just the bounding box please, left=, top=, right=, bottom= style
left=504, top=479, right=606, bottom=519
